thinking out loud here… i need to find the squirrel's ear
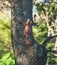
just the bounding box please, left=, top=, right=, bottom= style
left=23, top=19, right=30, bottom=26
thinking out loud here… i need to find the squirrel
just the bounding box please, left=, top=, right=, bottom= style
left=24, top=19, right=30, bottom=38
left=24, top=19, right=31, bottom=45
left=24, top=19, right=37, bottom=45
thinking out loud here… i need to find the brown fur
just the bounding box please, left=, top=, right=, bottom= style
left=24, top=19, right=31, bottom=45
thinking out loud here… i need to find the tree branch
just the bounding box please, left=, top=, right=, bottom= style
left=47, top=49, right=57, bottom=54
left=42, top=35, right=57, bottom=47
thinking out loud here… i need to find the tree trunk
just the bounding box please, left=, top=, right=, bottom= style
left=11, top=0, right=47, bottom=65
left=23, top=0, right=33, bottom=21
left=11, top=0, right=24, bottom=65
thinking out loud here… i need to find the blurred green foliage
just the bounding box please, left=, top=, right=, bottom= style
left=0, top=52, right=15, bottom=65
left=0, top=19, right=15, bottom=65
left=33, top=2, right=57, bottom=65
left=33, top=22, right=48, bottom=44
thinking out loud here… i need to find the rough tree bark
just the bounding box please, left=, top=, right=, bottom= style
left=11, top=0, right=47, bottom=65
